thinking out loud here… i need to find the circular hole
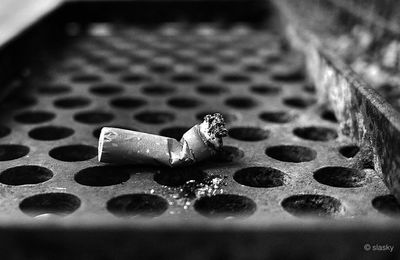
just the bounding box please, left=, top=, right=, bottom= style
left=293, top=126, right=338, bottom=141
left=37, top=85, right=71, bottom=95
left=321, top=110, right=338, bottom=123
left=196, top=84, right=228, bottom=95
left=194, top=194, right=256, bottom=218
left=272, top=68, right=305, bottom=82
left=167, top=97, right=202, bottom=109
left=93, top=125, right=137, bottom=139
left=107, top=194, right=168, bottom=218
left=75, top=166, right=131, bottom=187
left=19, top=193, right=81, bottom=217
left=104, top=64, right=126, bottom=73
left=283, top=97, right=316, bottom=109
left=90, top=84, right=124, bottom=96
left=221, top=73, right=250, bottom=83
left=281, top=194, right=343, bottom=217
left=265, top=55, right=282, bottom=64
left=120, top=73, right=151, bottom=83
left=266, top=145, right=316, bottom=163
left=339, top=145, right=360, bottom=158
left=0, top=145, right=29, bottom=161
left=361, top=159, right=375, bottom=170
left=170, top=73, right=199, bottom=83
left=259, top=111, right=295, bottom=124
left=29, top=126, right=74, bottom=141
left=372, top=195, right=400, bottom=217
left=110, top=97, right=147, bottom=109
left=197, top=63, right=217, bottom=73
left=250, top=84, right=281, bottom=95
left=49, top=145, right=97, bottom=162
left=244, top=64, right=267, bottom=73
left=71, top=74, right=101, bottom=83
left=135, top=111, right=175, bottom=124
left=159, top=126, right=190, bottom=140
left=129, top=54, right=149, bottom=64
left=313, top=166, right=366, bottom=188
left=212, top=146, right=244, bottom=163
left=228, top=127, right=269, bottom=141
left=148, top=63, right=172, bottom=73
left=225, top=97, right=258, bottom=109
left=142, top=84, right=175, bottom=96
left=14, top=111, right=55, bottom=124
left=54, top=97, right=91, bottom=109
left=0, top=125, right=11, bottom=138
left=196, top=111, right=237, bottom=124
left=303, top=84, right=316, bottom=94
left=0, top=166, right=53, bottom=185
left=74, top=111, right=114, bottom=124
left=234, top=167, right=286, bottom=188
left=154, top=168, right=207, bottom=187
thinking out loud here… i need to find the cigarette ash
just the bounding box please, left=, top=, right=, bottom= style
left=200, top=113, right=227, bottom=149
left=163, top=174, right=227, bottom=210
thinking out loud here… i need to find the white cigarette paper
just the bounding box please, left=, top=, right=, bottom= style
left=98, top=113, right=227, bottom=167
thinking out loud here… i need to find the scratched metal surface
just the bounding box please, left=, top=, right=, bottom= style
left=0, top=21, right=397, bottom=223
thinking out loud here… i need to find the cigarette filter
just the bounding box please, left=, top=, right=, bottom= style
left=98, top=113, right=227, bottom=167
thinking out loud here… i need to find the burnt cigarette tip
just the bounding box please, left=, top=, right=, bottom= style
left=200, top=113, right=227, bottom=149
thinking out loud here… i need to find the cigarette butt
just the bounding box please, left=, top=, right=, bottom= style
left=98, top=113, right=227, bottom=167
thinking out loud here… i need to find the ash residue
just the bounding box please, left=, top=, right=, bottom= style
left=178, top=175, right=226, bottom=200
left=203, top=113, right=227, bottom=139
left=201, top=113, right=227, bottom=148
left=164, top=174, right=227, bottom=209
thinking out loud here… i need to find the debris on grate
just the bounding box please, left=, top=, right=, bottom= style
left=163, top=174, right=228, bottom=210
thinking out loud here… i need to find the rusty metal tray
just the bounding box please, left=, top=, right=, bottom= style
left=0, top=0, right=399, bottom=259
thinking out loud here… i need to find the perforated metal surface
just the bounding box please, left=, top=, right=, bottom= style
left=0, top=22, right=396, bottom=222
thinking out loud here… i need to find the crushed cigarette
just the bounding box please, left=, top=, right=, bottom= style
left=98, top=113, right=227, bottom=167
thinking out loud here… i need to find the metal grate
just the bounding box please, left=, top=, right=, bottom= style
left=0, top=22, right=396, bottom=221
